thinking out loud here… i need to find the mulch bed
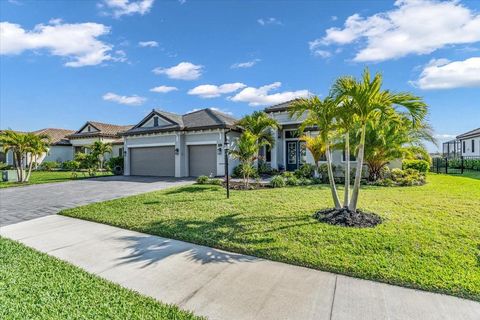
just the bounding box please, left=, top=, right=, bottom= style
left=313, top=208, right=382, bottom=228
left=224, top=181, right=270, bottom=190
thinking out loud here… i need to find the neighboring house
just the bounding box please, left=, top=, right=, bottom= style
left=66, top=121, right=133, bottom=159
left=122, top=108, right=241, bottom=177
left=457, top=128, right=480, bottom=157
left=2, top=128, right=75, bottom=167
left=263, top=100, right=402, bottom=172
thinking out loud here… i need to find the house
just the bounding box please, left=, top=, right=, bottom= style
left=122, top=108, right=241, bottom=177
left=2, top=128, right=75, bottom=167
left=66, top=121, right=132, bottom=159
left=456, top=128, right=480, bottom=157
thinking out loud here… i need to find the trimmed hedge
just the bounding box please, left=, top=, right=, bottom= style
left=402, top=159, right=429, bottom=174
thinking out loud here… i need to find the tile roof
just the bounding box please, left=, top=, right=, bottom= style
left=123, top=108, right=239, bottom=136
left=32, top=128, right=75, bottom=145
left=264, top=99, right=299, bottom=113
left=456, top=128, right=480, bottom=139
left=68, top=121, right=133, bottom=139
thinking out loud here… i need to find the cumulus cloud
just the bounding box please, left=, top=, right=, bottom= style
left=230, top=82, right=310, bottom=106
left=152, top=62, right=203, bottom=80
left=188, top=83, right=246, bottom=98
left=102, top=92, right=146, bottom=105
left=412, top=57, right=480, bottom=89
left=101, top=0, right=154, bottom=18
left=257, top=17, right=282, bottom=26
left=311, top=0, right=480, bottom=62
left=0, top=21, right=116, bottom=67
left=231, top=59, right=260, bottom=69
left=150, top=85, right=178, bottom=93
left=138, top=40, right=158, bottom=47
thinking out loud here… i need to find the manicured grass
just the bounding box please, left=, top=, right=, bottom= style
left=0, top=237, right=201, bottom=319
left=61, top=174, right=480, bottom=301
left=0, top=171, right=113, bottom=188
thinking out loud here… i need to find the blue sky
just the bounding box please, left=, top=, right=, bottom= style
left=1, top=0, right=479, bottom=151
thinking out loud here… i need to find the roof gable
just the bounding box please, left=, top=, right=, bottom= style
left=457, top=127, right=480, bottom=139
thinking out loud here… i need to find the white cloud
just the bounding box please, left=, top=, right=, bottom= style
left=188, top=83, right=246, bottom=98
left=101, top=0, right=154, bottom=18
left=152, top=62, right=203, bottom=80
left=138, top=40, right=158, bottom=47
left=312, top=49, right=331, bottom=58
left=0, top=21, right=114, bottom=67
left=257, top=17, right=282, bottom=26
left=312, top=0, right=480, bottom=62
left=231, top=59, right=260, bottom=69
left=102, top=92, right=146, bottom=105
left=412, top=57, right=480, bottom=89
left=434, top=133, right=456, bottom=139
left=150, top=85, right=178, bottom=93
left=230, top=82, right=310, bottom=106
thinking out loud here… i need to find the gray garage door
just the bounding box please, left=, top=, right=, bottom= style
left=189, top=144, right=217, bottom=177
left=130, top=146, right=175, bottom=177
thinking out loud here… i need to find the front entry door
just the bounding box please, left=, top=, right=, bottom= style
left=286, top=140, right=306, bottom=171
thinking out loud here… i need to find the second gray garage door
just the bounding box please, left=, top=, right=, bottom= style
left=189, top=144, right=217, bottom=177
left=130, top=146, right=175, bottom=176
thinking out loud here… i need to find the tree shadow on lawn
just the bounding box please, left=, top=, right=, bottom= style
left=114, top=213, right=310, bottom=268
left=163, top=185, right=218, bottom=195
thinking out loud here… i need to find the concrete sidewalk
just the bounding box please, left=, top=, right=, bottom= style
left=1, top=215, right=479, bottom=320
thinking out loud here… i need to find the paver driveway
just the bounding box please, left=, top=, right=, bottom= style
left=0, top=176, right=193, bottom=227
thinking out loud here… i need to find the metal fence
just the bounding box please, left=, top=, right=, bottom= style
left=431, top=156, right=480, bottom=174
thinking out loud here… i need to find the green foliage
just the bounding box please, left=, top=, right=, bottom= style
left=285, top=176, right=300, bottom=186
left=257, top=160, right=272, bottom=175
left=196, top=175, right=209, bottom=184
left=40, top=161, right=59, bottom=171
left=281, top=171, right=295, bottom=178
left=0, top=162, right=12, bottom=170
left=298, top=177, right=312, bottom=186
left=237, top=111, right=279, bottom=150
left=269, top=175, right=286, bottom=188
left=402, top=159, right=429, bottom=174
left=61, top=160, right=80, bottom=171
left=208, top=178, right=223, bottom=186
left=448, top=158, right=480, bottom=171
left=107, top=156, right=124, bottom=175
left=74, top=152, right=99, bottom=176
left=294, top=163, right=316, bottom=179
left=375, top=168, right=425, bottom=187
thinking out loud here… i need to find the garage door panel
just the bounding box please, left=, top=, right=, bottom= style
left=189, top=145, right=217, bottom=177
left=130, top=146, right=175, bottom=177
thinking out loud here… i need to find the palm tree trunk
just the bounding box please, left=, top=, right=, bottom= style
left=25, top=154, right=34, bottom=182
left=325, top=144, right=341, bottom=209
left=13, top=151, right=22, bottom=182
left=349, top=125, right=366, bottom=211
left=343, top=132, right=350, bottom=207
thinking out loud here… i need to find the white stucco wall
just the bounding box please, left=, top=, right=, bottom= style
left=43, top=146, right=74, bottom=163
left=460, top=137, right=480, bottom=156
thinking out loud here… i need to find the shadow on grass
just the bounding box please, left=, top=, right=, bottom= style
left=163, top=185, right=219, bottom=195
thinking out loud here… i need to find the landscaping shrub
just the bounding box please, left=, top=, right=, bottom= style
left=318, top=163, right=337, bottom=183
left=402, top=159, right=429, bottom=174
left=232, top=164, right=258, bottom=179
left=269, top=175, right=286, bottom=188
left=208, top=178, right=223, bottom=186
left=294, top=163, right=315, bottom=178
left=0, top=162, right=12, bottom=170
left=299, top=177, right=312, bottom=186
left=281, top=171, right=295, bottom=179
left=106, top=156, right=124, bottom=175
left=196, top=175, right=209, bottom=184
left=286, top=176, right=300, bottom=186
left=373, top=168, right=425, bottom=187
left=40, top=161, right=59, bottom=171
left=61, top=160, right=80, bottom=171
left=257, top=160, right=272, bottom=175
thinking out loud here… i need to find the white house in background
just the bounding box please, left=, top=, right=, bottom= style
left=122, top=108, right=241, bottom=177
left=456, top=128, right=480, bottom=157
left=2, top=128, right=75, bottom=167
left=66, top=121, right=133, bottom=159
left=263, top=100, right=401, bottom=171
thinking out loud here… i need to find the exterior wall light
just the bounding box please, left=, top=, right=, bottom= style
left=175, top=148, right=180, bottom=155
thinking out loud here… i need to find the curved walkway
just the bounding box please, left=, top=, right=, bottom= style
left=2, top=215, right=479, bottom=320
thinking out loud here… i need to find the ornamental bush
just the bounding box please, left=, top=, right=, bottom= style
left=402, top=159, right=429, bottom=174
left=270, top=175, right=286, bottom=188
left=40, top=161, right=59, bottom=171
left=196, top=175, right=209, bottom=184
left=294, top=164, right=316, bottom=179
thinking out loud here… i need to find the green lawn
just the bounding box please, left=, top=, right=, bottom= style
left=61, top=173, right=480, bottom=301
left=0, top=171, right=113, bottom=188
left=0, top=237, right=201, bottom=320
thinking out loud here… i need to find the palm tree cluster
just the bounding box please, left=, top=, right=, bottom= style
left=0, top=130, right=50, bottom=182
left=291, top=68, right=431, bottom=212
left=231, top=111, right=279, bottom=187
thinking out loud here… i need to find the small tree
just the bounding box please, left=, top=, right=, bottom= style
left=90, top=141, right=112, bottom=170
left=230, top=131, right=258, bottom=188
left=299, top=135, right=325, bottom=178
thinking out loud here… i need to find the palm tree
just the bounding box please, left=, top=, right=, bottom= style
left=90, top=141, right=112, bottom=170
left=229, top=131, right=258, bottom=187
left=332, top=68, right=428, bottom=211
left=290, top=96, right=342, bottom=209
left=299, top=135, right=325, bottom=178
left=237, top=111, right=279, bottom=164
left=24, top=133, right=50, bottom=182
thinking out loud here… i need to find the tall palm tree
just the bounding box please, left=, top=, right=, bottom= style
left=90, top=141, right=112, bottom=170
left=299, top=135, right=326, bottom=178
left=229, top=131, right=258, bottom=187
left=237, top=111, right=279, bottom=163
left=24, top=133, right=50, bottom=182
left=290, top=96, right=342, bottom=209
left=332, top=69, right=428, bottom=211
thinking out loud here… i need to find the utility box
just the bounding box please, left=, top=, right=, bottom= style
left=2, top=170, right=18, bottom=182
